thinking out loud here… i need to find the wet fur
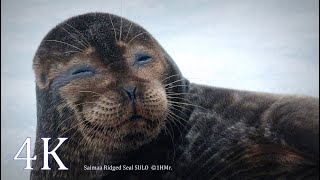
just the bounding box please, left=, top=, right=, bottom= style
left=31, top=13, right=319, bottom=180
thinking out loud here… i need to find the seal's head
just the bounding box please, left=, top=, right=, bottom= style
left=33, top=12, right=189, bottom=157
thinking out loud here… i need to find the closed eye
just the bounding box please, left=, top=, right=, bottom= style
left=71, top=67, right=96, bottom=76
left=136, top=55, right=152, bottom=65
left=137, top=55, right=152, bottom=62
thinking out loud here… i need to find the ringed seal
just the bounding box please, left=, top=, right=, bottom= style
left=31, top=12, right=319, bottom=180
left=31, top=12, right=189, bottom=179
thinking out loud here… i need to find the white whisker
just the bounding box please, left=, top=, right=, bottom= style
left=127, top=32, right=147, bottom=45
left=45, top=39, right=84, bottom=52
left=109, top=14, right=118, bottom=42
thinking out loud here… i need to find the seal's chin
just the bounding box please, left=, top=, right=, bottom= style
left=78, top=113, right=163, bottom=153
left=77, top=99, right=168, bottom=153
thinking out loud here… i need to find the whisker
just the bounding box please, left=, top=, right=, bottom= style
left=127, top=32, right=147, bottom=45
left=124, top=22, right=133, bottom=43
left=166, top=113, right=184, bottom=143
left=164, top=79, right=187, bottom=88
left=168, top=102, right=208, bottom=128
left=55, top=112, right=84, bottom=136
left=64, top=22, right=91, bottom=47
left=166, top=93, right=190, bottom=98
left=161, top=74, right=182, bottom=82
left=168, top=102, right=193, bottom=113
left=119, top=0, right=123, bottom=42
left=78, top=90, right=108, bottom=99
left=167, top=100, right=208, bottom=111
left=165, top=84, right=190, bottom=90
left=63, top=50, right=83, bottom=54
left=56, top=113, right=77, bottom=130
left=108, top=14, right=118, bottom=42
left=168, top=106, right=192, bottom=124
left=87, top=120, right=105, bottom=150
left=56, top=99, right=102, bottom=128
left=59, top=25, right=88, bottom=49
left=162, top=121, right=176, bottom=163
left=56, top=92, right=109, bottom=131
left=64, top=125, right=84, bottom=148
left=74, top=129, right=89, bottom=151
left=45, top=40, right=84, bottom=52
left=167, top=96, right=193, bottom=104
left=44, top=117, right=86, bottom=151
left=167, top=110, right=189, bottom=131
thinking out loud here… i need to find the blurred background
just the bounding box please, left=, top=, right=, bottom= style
left=1, top=0, right=319, bottom=179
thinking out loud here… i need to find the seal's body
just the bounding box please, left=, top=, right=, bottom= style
left=176, top=84, right=319, bottom=179
left=31, top=12, right=319, bottom=180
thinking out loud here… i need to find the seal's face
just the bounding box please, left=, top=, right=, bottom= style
left=57, top=43, right=169, bottom=153
left=33, top=13, right=187, bottom=154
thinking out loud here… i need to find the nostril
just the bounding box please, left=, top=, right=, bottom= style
left=123, top=86, right=137, bottom=101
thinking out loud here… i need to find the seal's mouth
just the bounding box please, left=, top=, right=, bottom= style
left=77, top=85, right=168, bottom=149
left=129, top=114, right=143, bottom=121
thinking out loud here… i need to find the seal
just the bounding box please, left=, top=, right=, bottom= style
left=31, top=12, right=319, bottom=179
left=31, top=12, right=189, bottom=179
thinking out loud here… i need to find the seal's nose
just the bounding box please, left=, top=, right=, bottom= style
left=123, top=86, right=137, bottom=102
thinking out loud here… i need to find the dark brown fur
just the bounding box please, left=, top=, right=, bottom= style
left=31, top=13, right=319, bottom=180
left=31, top=12, right=189, bottom=179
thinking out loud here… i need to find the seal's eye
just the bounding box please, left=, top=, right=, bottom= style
left=71, top=67, right=95, bottom=76
left=136, top=54, right=152, bottom=65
